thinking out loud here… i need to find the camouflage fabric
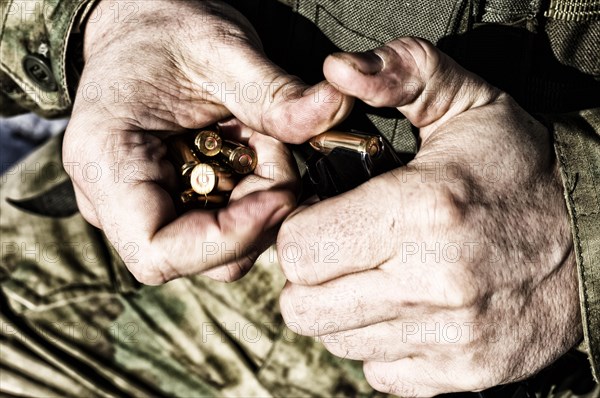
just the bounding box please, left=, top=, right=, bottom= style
left=2, top=132, right=599, bottom=398
left=0, top=133, right=381, bottom=397
left=1, top=133, right=599, bottom=398
left=0, top=0, right=99, bottom=117
left=1, top=0, right=600, bottom=396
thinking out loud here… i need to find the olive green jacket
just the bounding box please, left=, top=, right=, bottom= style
left=1, top=0, right=599, bottom=387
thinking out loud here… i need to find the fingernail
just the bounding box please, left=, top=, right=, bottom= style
left=332, top=51, right=384, bottom=75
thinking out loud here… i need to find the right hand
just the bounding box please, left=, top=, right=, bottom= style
left=63, top=0, right=353, bottom=284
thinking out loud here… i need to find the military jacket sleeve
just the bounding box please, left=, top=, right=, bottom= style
left=0, top=0, right=99, bottom=118
left=538, top=4, right=600, bottom=379
left=551, top=108, right=600, bottom=380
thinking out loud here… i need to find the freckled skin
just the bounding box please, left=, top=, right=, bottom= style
left=278, top=38, right=580, bottom=396
left=64, top=1, right=581, bottom=393
left=64, top=0, right=354, bottom=284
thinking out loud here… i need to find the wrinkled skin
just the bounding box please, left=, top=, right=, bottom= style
left=64, top=0, right=581, bottom=395
left=63, top=0, right=352, bottom=284
left=277, top=38, right=581, bottom=396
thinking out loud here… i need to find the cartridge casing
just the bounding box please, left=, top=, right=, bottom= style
left=220, top=141, right=257, bottom=174
left=180, top=188, right=229, bottom=207
left=309, top=130, right=381, bottom=157
left=194, top=130, right=222, bottom=157
left=167, top=126, right=257, bottom=209
left=190, top=163, right=217, bottom=195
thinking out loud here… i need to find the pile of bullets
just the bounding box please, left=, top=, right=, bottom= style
left=167, top=125, right=257, bottom=209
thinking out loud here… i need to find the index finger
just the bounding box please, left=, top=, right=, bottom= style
left=276, top=171, right=409, bottom=286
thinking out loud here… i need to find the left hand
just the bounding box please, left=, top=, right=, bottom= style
left=277, top=38, right=581, bottom=396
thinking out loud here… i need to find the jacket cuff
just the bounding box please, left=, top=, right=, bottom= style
left=0, top=0, right=100, bottom=117
left=552, top=108, right=600, bottom=382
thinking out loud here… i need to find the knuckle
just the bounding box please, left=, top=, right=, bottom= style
left=364, top=95, right=391, bottom=108
left=323, top=332, right=351, bottom=356
left=325, top=333, right=385, bottom=361
left=402, top=37, right=439, bottom=61
left=388, top=37, right=441, bottom=78
left=277, top=221, right=319, bottom=285
left=224, top=258, right=253, bottom=282
left=430, top=186, right=465, bottom=228
left=77, top=205, right=98, bottom=227
left=260, top=81, right=305, bottom=141
left=202, top=265, right=244, bottom=283
left=452, top=361, right=493, bottom=392
left=363, top=362, right=419, bottom=397
left=435, top=268, right=482, bottom=309
left=211, top=25, right=246, bottom=46
left=207, top=256, right=255, bottom=283
left=278, top=290, right=295, bottom=325
left=363, top=362, right=393, bottom=393
left=278, top=288, right=313, bottom=335
left=320, top=334, right=347, bottom=358
left=72, top=189, right=98, bottom=227
left=61, top=141, right=84, bottom=183
left=412, top=183, right=466, bottom=231
left=124, top=245, right=170, bottom=286
left=281, top=288, right=338, bottom=338
left=127, top=262, right=167, bottom=286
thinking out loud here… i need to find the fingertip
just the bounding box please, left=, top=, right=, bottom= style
left=264, top=81, right=353, bottom=143
left=278, top=282, right=313, bottom=336
left=324, top=43, right=433, bottom=110
left=323, top=53, right=351, bottom=88
left=200, top=256, right=255, bottom=282
left=224, top=189, right=294, bottom=235
left=325, top=50, right=384, bottom=78
left=276, top=216, right=321, bottom=286
left=323, top=50, right=392, bottom=107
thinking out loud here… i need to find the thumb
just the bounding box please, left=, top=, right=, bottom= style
left=202, top=45, right=354, bottom=144
left=323, top=37, right=501, bottom=141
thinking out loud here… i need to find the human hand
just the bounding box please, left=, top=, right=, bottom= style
left=63, top=0, right=352, bottom=284
left=277, top=38, right=581, bottom=395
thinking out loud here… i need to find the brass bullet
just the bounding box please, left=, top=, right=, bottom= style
left=190, top=163, right=217, bottom=195
left=167, top=127, right=257, bottom=209
left=189, top=163, right=238, bottom=195
left=309, top=130, right=381, bottom=157
left=180, top=188, right=197, bottom=204
left=210, top=164, right=237, bottom=192
left=220, top=141, right=257, bottom=174
left=194, top=129, right=222, bottom=157
left=201, top=193, right=229, bottom=206
left=180, top=188, right=229, bottom=207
